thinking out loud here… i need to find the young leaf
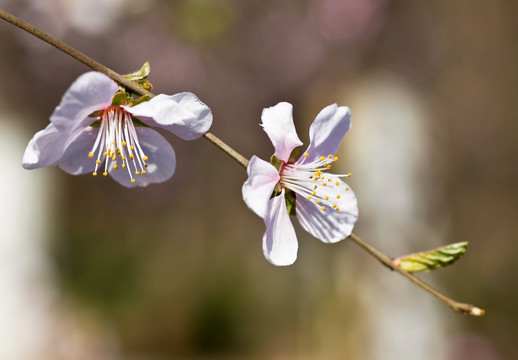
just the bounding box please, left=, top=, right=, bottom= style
left=123, top=61, right=151, bottom=81
left=393, top=242, right=468, bottom=273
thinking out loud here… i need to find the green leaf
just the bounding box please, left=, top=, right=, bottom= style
left=128, top=95, right=151, bottom=107
left=394, top=242, right=468, bottom=273
left=111, top=91, right=127, bottom=106
left=270, top=156, right=284, bottom=171
left=285, top=190, right=296, bottom=216
left=123, top=61, right=151, bottom=81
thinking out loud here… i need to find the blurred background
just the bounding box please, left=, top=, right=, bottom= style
left=0, top=0, right=516, bottom=359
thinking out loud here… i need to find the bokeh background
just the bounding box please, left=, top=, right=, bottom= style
left=0, top=0, right=516, bottom=359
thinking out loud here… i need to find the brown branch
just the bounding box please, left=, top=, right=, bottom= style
left=348, top=233, right=485, bottom=316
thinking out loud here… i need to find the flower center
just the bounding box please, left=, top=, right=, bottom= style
left=280, top=153, right=351, bottom=212
left=88, top=107, right=149, bottom=183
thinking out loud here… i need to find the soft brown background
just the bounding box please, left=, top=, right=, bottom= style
left=0, top=0, right=516, bottom=359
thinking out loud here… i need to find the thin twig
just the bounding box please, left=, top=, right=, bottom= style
left=0, top=8, right=243, bottom=166
left=348, top=233, right=485, bottom=316
left=1, top=8, right=484, bottom=316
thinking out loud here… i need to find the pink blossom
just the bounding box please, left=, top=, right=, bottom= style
left=22, top=72, right=212, bottom=187
left=243, top=103, right=358, bottom=265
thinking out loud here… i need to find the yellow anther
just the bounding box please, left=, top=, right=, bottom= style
left=122, top=141, right=127, bottom=146
left=321, top=206, right=325, bottom=211
left=307, top=195, right=312, bottom=200
left=322, top=183, right=326, bottom=186
left=122, top=164, right=126, bottom=168
left=304, top=153, right=309, bottom=157
left=335, top=181, right=339, bottom=186
left=316, top=200, right=321, bottom=204
left=135, top=171, right=140, bottom=175
left=327, top=165, right=332, bottom=169
left=328, top=154, right=333, bottom=158
left=346, top=186, right=349, bottom=191
left=324, top=196, right=329, bottom=200
left=332, top=204, right=337, bottom=208
left=112, top=141, right=116, bottom=145
left=122, top=157, right=126, bottom=160
left=113, top=165, right=118, bottom=170
left=112, top=157, right=116, bottom=161
left=313, top=185, right=317, bottom=190
left=92, top=172, right=97, bottom=176
left=96, top=160, right=101, bottom=164
left=144, top=164, right=149, bottom=168
left=103, top=172, right=108, bottom=176
left=88, top=152, right=93, bottom=158
left=336, top=194, right=341, bottom=199
left=334, top=156, right=338, bottom=162
left=320, top=156, right=325, bottom=161
left=130, top=154, right=134, bottom=160
left=142, top=156, right=148, bottom=161
left=311, top=191, right=316, bottom=196
left=347, top=173, right=351, bottom=178
left=130, top=179, right=135, bottom=183
left=141, top=170, right=146, bottom=175
left=130, top=146, right=134, bottom=150
left=336, top=207, right=340, bottom=211
left=328, top=178, right=332, bottom=182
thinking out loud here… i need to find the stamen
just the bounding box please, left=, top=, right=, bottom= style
left=88, top=106, right=150, bottom=182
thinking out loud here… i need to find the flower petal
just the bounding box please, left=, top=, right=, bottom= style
left=58, top=127, right=98, bottom=175
left=51, top=72, right=118, bottom=133
left=242, top=156, right=280, bottom=218
left=261, top=102, right=303, bottom=162
left=262, top=190, right=298, bottom=266
left=109, top=127, right=176, bottom=187
left=124, top=93, right=212, bottom=140
left=298, top=104, right=351, bottom=164
left=22, top=124, right=73, bottom=169
left=295, top=181, right=358, bottom=243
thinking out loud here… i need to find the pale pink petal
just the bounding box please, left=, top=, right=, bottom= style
left=261, top=102, right=303, bottom=162
left=295, top=181, right=358, bottom=243
left=51, top=72, right=118, bottom=133
left=109, top=127, right=176, bottom=188
left=242, top=156, right=280, bottom=218
left=262, top=190, right=298, bottom=266
left=124, top=93, right=212, bottom=140
left=22, top=124, right=75, bottom=169
left=298, top=104, right=351, bottom=164
left=58, top=127, right=98, bottom=175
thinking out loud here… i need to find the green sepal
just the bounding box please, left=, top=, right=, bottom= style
left=89, top=119, right=101, bottom=128
left=88, top=110, right=102, bottom=118
left=270, top=156, right=283, bottom=171
left=123, top=61, right=151, bottom=81
left=288, top=146, right=301, bottom=163
left=111, top=91, right=127, bottom=106
left=270, top=183, right=282, bottom=198
left=128, top=95, right=151, bottom=107
left=285, top=189, right=297, bottom=216
left=136, top=79, right=153, bottom=91
left=394, top=242, right=468, bottom=273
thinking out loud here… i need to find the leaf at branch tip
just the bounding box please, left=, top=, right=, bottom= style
left=123, top=61, right=151, bottom=81
left=393, top=242, right=468, bottom=273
